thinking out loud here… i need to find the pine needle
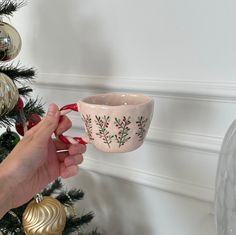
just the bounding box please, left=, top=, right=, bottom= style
left=0, top=0, right=25, bottom=17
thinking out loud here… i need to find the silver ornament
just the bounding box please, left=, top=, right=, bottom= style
left=0, top=22, right=22, bottom=61
left=0, top=73, right=19, bottom=116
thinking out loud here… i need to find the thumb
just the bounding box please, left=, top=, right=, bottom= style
left=34, top=104, right=60, bottom=144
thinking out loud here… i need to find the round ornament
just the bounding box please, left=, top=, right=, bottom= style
left=0, top=22, right=22, bottom=61
left=0, top=128, right=20, bottom=151
left=0, top=73, right=19, bottom=116
left=22, top=196, right=67, bottom=235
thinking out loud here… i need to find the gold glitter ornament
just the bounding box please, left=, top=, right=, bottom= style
left=0, top=73, right=19, bottom=116
left=0, top=22, right=22, bottom=61
left=22, top=195, right=67, bottom=235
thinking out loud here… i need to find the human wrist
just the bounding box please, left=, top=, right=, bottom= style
left=0, top=163, right=13, bottom=218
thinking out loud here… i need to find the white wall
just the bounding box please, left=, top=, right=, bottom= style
left=63, top=170, right=215, bottom=235
left=9, top=0, right=236, bottom=233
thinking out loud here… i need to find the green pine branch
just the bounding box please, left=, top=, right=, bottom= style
left=18, top=86, right=33, bottom=96
left=0, top=63, right=36, bottom=82
left=0, top=116, right=13, bottom=128
left=0, top=209, right=24, bottom=234
left=0, top=0, right=25, bottom=17
left=57, top=188, right=84, bottom=206
left=23, top=98, right=45, bottom=118
left=63, top=212, right=95, bottom=235
left=42, top=178, right=63, bottom=196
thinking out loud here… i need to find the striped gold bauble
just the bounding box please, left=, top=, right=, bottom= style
left=22, top=195, right=67, bottom=235
left=0, top=73, right=19, bottom=116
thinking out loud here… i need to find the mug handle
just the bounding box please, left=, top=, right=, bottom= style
left=58, top=103, right=87, bottom=145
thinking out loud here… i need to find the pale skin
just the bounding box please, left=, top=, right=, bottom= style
left=0, top=104, right=86, bottom=218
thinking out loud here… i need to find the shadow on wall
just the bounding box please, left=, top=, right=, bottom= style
left=64, top=169, right=154, bottom=235
left=29, top=0, right=113, bottom=76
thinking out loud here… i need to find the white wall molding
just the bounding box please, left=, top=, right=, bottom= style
left=37, top=73, right=236, bottom=102
left=81, top=157, right=215, bottom=202
left=148, top=127, right=222, bottom=154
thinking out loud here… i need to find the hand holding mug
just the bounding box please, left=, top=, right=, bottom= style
left=59, top=92, right=154, bottom=153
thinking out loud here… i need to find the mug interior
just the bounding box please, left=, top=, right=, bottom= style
left=82, top=93, right=152, bottom=106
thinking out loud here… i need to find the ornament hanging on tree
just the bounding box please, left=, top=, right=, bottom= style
left=0, top=72, right=19, bottom=115
left=0, top=21, right=22, bottom=61
left=22, top=195, right=67, bottom=235
left=0, top=127, right=20, bottom=151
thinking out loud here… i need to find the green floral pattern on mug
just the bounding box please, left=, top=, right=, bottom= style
left=114, top=116, right=131, bottom=147
left=82, top=114, right=94, bottom=140
left=91, top=115, right=149, bottom=148
left=95, top=115, right=114, bottom=147
left=136, top=116, right=148, bottom=141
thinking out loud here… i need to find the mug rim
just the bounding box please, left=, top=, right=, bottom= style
left=79, top=92, right=153, bottom=108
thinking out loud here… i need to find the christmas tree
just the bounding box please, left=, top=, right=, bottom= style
left=0, top=1, right=100, bottom=234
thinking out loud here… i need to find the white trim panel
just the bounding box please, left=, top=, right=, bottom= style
left=81, top=157, right=215, bottom=202
left=37, top=73, right=236, bottom=101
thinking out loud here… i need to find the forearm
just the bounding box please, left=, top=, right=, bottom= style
left=0, top=163, right=12, bottom=218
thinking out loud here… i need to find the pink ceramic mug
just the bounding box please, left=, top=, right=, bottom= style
left=59, top=92, right=154, bottom=153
